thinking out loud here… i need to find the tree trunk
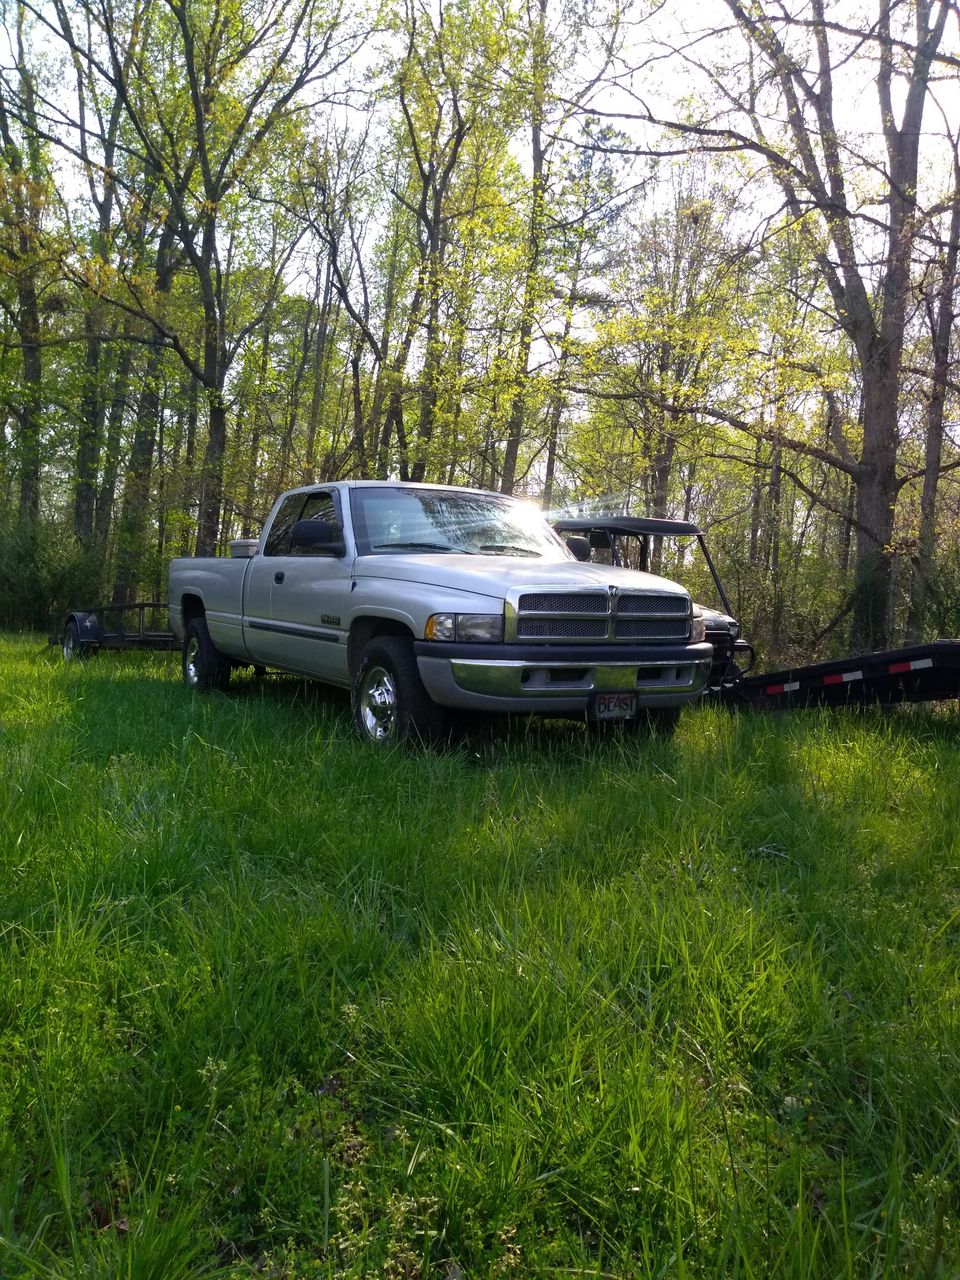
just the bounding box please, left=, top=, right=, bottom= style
left=196, top=391, right=227, bottom=557
left=112, top=347, right=164, bottom=603
left=350, top=339, right=367, bottom=475
left=94, top=339, right=134, bottom=558
left=305, top=263, right=335, bottom=484
left=17, top=288, right=42, bottom=523
left=906, top=171, right=960, bottom=640
left=500, top=0, right=547, bottom=494
left=73, top=313, right=104, bottom=546
left=851, top=353, right=900, bottom=648
left=0, top=64, right=43, bottom=524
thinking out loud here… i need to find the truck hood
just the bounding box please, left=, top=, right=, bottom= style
left=354, top=554, right=690, bottom=600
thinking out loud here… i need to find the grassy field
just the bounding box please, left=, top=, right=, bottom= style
left=1, top=633, right=959, bottom=1278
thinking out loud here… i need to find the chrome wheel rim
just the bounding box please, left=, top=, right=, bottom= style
left=359, top=664, right=398, bottom=742
left=184, top=636, right=201, bottom=687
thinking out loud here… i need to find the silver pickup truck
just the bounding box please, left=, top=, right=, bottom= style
left=168, top=481, right=713, bottom=743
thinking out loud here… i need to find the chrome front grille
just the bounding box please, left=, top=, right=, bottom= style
left=508, top=588, right=691, bottom=643
left=617, top=594, right=688, bottom=616
left=518, top=591, right=608, bottom=614
left=615, top=617, right=691, bottom=640
left=518, top=618, right=609, bottom=639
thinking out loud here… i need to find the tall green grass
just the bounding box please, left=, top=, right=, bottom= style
left=1, top=634, right=959, bottom=1277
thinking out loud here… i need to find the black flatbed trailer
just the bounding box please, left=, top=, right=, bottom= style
left=727, top=640, right=960, bottom=709
left=52, top=601, right=177, bottom=659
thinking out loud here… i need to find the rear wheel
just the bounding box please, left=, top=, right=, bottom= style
left=183, top=617, right=232, bottom=691
left=352, top=636, right=444, bottom=746
left=62, top=619, right=88, bottom=661
left=62, top=618, right=97, bottom=661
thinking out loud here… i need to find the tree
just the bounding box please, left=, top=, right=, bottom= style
left=0, top=2, right=47, bottom=524
left=906, top=137, right=960, bottom=637
left=609, top=0, right=954, bottom=646
left=33, top=0, right=367, bottom=554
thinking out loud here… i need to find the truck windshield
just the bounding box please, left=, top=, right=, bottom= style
left=351, top=487, right=571, bottom=560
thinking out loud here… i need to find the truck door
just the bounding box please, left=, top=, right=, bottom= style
left=243, top=490, right=351, bottom=682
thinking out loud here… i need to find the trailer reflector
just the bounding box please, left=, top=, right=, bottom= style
left=888, top=658, right=933, bottom=675
left=766, top=680, right=800, bottom=695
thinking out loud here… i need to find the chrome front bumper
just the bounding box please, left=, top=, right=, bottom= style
left=415, top=641, right=713, bottom=712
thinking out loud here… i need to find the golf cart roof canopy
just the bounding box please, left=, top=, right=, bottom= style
left=553, top=516, right=703, bottom=538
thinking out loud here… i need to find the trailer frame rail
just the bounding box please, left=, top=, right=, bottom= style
left=727, top=639, right=960, bottom=709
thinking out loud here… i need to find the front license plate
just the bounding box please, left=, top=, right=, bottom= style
left=591, top=691, right=638, bottom=721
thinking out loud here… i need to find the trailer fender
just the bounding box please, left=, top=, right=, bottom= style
left=62, top=611, right=101, bottom=660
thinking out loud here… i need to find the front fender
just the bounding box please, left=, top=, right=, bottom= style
left=348, top=577, right=503, bottom=638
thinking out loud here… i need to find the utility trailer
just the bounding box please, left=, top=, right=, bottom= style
left=727, top=640, right=960, bottom=710
left=53, top=601, right=177, bottom=660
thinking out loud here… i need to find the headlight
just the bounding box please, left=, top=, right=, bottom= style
left=690, top=610, right=706, bottom=644
left=425, top=612, right=504, bottom=643
left=424, top=613, right=456, bottom=641
left=456, top=614, right=504, bottom=642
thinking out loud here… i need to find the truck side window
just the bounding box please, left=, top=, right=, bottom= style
left=299, top=492, right=337, bottom=526
left=264, top=494, right=306, bottom=556
left=289, top=492, right=339, bottom=555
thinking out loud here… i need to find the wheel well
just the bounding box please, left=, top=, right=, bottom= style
left=348, top=617, right=414, bottom=672
left=182, top=594, right=205, bottom=627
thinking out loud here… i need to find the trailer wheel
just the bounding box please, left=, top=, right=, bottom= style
left=183, top=617, right=232, bottom=692
left=62, top=619, right=90, bottom=661
left=352, top=636, right=444, bottom=746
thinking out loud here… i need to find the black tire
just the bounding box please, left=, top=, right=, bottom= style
left=62, top=618, right=91, bottom=662
left=352, top=635, right=444, bottom=746
left=182, top=616, right=232, bottom=691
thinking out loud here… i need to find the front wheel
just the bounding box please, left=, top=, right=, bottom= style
left=183, top=617, right=232, bottom=691
left=352, top=636, right=444, bottom=746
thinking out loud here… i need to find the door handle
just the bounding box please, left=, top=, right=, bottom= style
left=274, top=571, right=285, bottom=584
